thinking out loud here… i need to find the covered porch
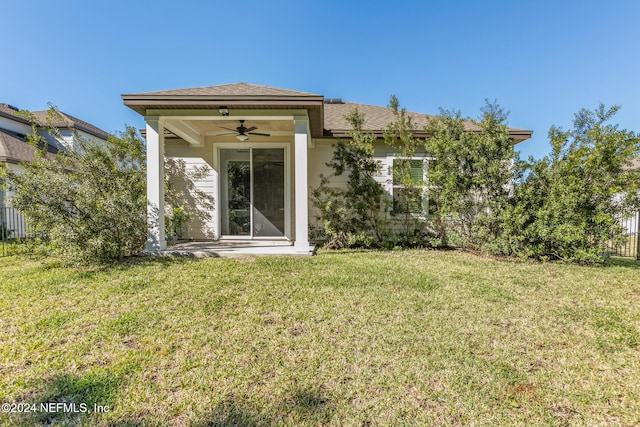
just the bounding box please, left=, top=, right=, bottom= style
left=141, top=240, right=315, bottom=258
left=122, top=83, right=324, bottom=255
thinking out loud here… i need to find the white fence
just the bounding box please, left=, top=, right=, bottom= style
left=1, top=206, right=34, bottom=256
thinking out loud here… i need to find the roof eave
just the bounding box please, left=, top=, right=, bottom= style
left=121, top=95, right=326, bottom=138
left=0, top=111, right=30, bottom=125
left=121, top=96, right=325, bottom=114
left=0, top=156, right=24, bottom=164
left=324, top=128, right=533, bottom=143
left=507, top=130, right=533, bottom=143
left=69, top=125, right=110, bottom=141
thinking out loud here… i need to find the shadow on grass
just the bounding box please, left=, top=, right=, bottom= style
left=68, top=255, right=207, bottom=279
left=609, top=256, right=640, bottom=269
left=8, top=251, right=206, bottom=279
left=195, top=387, right=334, bottom=427
left=3, top=376, right=335, bottom=426
left=288, top=386, right=333, bottom=416
left=1, top=364, right=136, bottom=426
left=194, top=398, right=264, bottom=427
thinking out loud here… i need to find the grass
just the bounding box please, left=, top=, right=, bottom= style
left=0, top=250, right=639, bottom=426
left=613, top=234, right=639, bottom=259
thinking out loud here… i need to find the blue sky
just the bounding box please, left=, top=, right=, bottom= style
left=2, top=0, right=639, bottom=159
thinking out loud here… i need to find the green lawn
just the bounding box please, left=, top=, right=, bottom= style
left=0, top=250, right=639, bottom=426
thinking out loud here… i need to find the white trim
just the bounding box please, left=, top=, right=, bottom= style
left=147, top=109, right=309, bottom=119
left=293, top=117, right=310, bottom=251
left=145, top=117, right=167, bottom=250
left=388, top=155, right=436, bottom=219
left=214, top=142, right=291, bottom=241
left=163, top=119, right=205, bottom=147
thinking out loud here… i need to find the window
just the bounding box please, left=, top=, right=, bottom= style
left=391, top=157, right=436, bottom=215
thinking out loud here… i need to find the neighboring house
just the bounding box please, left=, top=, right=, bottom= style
left=122, top=83, right=532, bottom=252
left=0, top=102, right=109, bottom=237
left=29, top=109, right=110, bottom=153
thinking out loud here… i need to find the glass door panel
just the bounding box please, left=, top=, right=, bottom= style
left=220, top=147, right=285, bottom=238
left=220, top=149, right=251, bottom=236
left=252, top=148, right=285, bottom=237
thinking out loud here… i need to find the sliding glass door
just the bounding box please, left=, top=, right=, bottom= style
left=220, top=148, right=286, bottom=238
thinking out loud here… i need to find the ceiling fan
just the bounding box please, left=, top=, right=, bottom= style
left=218, top=120, right=270, bottom=141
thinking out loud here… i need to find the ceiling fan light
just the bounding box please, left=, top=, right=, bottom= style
left=219, top=106, right=229, bottom=116
left=236, top=134, right=249, bottom=141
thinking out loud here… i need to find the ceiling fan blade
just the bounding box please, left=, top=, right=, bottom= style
left=220, top=126, right=238, bottom=132
left=248, top=132, right=271, bottom=137
left=216, top=132, right=238, bottom=136
left=245, top=126, right=258, bottom=132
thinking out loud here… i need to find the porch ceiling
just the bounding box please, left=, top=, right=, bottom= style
left=186, top=119, right=294, bottom=135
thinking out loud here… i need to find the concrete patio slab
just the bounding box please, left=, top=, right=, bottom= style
left=141, top=240, right=316, bottom=258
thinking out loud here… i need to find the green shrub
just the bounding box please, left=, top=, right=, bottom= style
left=2, top=109, right=146, bottom=263
left=506, top=104, right=640, bottom=263
left=311, top=108, right=389, bottom=248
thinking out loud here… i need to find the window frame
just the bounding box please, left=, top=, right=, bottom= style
left=389, top=155, right=436, bottom=218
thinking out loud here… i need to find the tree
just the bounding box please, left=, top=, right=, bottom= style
left=425, top=100, right=515, bottom=250
left=507, top=104, right=640, bottom=262
left=0, top=108, right=146, bottom=262
left=311, top=107, right=387, bottom=248
left=383, top=95, right=426, bottom=242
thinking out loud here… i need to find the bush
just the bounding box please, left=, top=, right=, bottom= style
left=314, top=99, right=639, bottom=263
left=311, top=108, right=389, bottom=248
left=425, top=101, right=515, bottom=250
left=505, top=104, right=640, bottom=262
left=1, top=110, right=146, bottom=263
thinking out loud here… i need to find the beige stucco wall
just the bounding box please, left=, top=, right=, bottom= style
left=307, top=138, right=425, bottom=230
left=165, top=135, right=296, bottom=240
left=164, top=139, right=216, bottom=240
left=165, top=134, right=426, bottom=240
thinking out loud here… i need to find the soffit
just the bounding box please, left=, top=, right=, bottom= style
left=185, top=119, right=294, bottom=135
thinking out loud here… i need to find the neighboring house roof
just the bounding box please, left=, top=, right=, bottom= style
left=31, top=110, right=109, bottom=141
left=1, top=102, right=109, bottom=141
left=0, top=103, right=29, bottom=125
left=122, top=83, right=533, bottom=142
left=1, top=101, right=107, bottom=164
left=0, top=128, right=57, bottom=164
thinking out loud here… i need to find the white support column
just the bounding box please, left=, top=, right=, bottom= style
left=145, top=117, right=166, bottom=251
left=294, top=116, right=310, bottom=252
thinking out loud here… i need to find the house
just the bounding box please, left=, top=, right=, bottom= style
left=0, top=103, right=109, bottom=236
left=122, top=83, right=532, bottom=253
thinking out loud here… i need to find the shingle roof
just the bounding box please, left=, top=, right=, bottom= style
left=134, top=82, right=320, bottom=97
left=123, top=83, right=532, bottom=142
left=323, top=101, right=466, bottom=133
left=0, top=103, right=29, bottom=124
left=322, top=101, right=532, bottom=140
left=123, top=83, right=325, bottom=137
left=0, top=128, right=57, bottom=164
left=326, top=101, right=535, bottom=141
left=31, top=110, right=109, bottom=140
